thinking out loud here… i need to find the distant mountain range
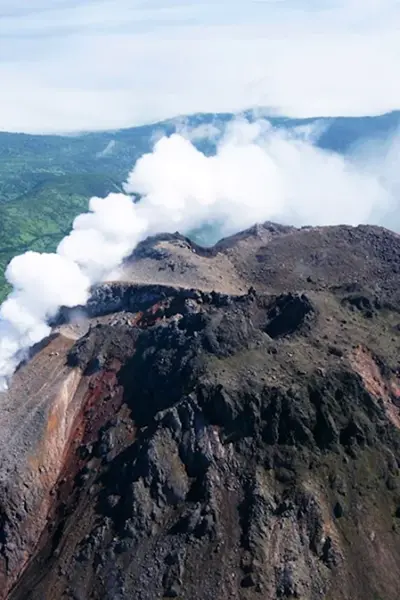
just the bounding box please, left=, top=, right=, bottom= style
left=0, top=110, right=399, bottom=301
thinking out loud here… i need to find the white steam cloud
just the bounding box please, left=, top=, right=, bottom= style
left=0, top=118, right=399, bottom=388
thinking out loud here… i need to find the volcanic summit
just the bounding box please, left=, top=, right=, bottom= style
left=1, top=222, right=400, bottom=600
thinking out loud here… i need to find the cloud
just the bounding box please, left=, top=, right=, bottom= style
left=0, top=252, right=90, bottom=381
left=0, top=0, right=399, bottom=133
left=125, top=118, right=398, bottom=239
left=1, top=117, right=399, bottom=388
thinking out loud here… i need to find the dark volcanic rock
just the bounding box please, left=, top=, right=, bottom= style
left=264, top=293, right=315, bottom=338
left=3, top=224, right=400, bottom=600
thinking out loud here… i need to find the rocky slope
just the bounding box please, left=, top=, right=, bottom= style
left=1, top=223, right=400, bottom=599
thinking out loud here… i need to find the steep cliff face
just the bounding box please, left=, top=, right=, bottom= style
left=2, top=223, right=400, bottom=600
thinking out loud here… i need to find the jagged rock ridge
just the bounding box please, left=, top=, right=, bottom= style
left=1, top=223, right=400, bottom=600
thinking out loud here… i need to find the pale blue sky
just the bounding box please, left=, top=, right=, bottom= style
left=0, top=0, right=399, bottom=132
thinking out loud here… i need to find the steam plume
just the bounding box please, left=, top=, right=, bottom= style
left=0, top=118, right=399, bottom=388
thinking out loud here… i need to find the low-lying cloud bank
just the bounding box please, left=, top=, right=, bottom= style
left=0, top=118, right=399, bottom=388
left=1, top=0, right=400, bottom=132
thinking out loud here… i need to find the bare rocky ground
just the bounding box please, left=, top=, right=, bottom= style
left=1, top=222, right=400, bottom=599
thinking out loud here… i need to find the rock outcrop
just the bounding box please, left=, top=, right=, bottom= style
left=1, top=223, right=400, bottom=599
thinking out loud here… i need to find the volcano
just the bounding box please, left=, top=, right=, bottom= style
left=1, top=222, right=400, bottom=599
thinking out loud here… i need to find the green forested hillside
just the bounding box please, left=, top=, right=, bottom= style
left=0, top=175, right=124, bottom=299
left=0, top=126, right=156, bottom=203
left=0, top=125, right=159, bottom=300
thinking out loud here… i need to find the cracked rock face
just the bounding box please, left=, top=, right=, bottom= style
left=2, top=223, right=400, bottom=600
